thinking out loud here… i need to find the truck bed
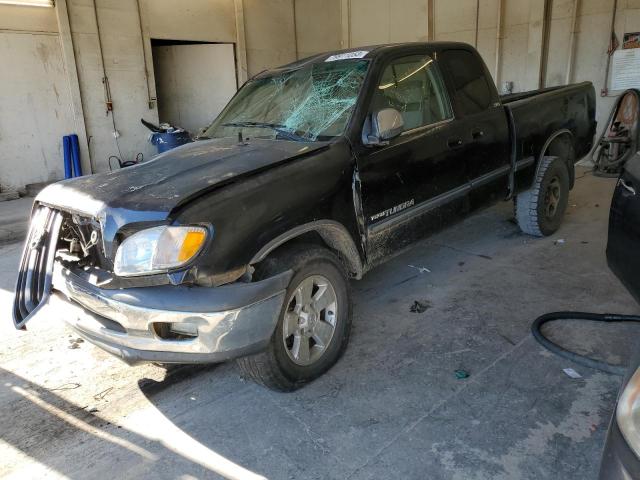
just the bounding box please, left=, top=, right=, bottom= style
left=500, top=84, right=571, bottom=104
left=503, top=81, right=596, bottom=194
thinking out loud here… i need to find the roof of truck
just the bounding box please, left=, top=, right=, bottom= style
left=253, top=41, right=474, bottom=79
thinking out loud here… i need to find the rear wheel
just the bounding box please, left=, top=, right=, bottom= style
left=237, top=244, right=352, bottom=391
left=515, top=156, right=570, bottom=237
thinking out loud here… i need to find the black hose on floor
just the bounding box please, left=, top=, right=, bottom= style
left=531, top=311, right=640, bottom=376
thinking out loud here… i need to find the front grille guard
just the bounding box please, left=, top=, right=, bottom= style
left=13, top=205, right=63, bottom=329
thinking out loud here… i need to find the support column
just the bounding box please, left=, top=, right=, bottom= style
left=340, top=0, right=350, bottom=48
left=55, top=0, right=92, bottom=174
left=234, top=0, right=248, bottom=84
left=427, top=0, right=434, bottom=41
left=136, top=0, right=157, bottom=110
left=523, top=0, right=548, bottom=91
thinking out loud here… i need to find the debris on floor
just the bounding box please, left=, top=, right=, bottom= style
left=563, top=368, right=582, bottom=379
left=47, top=382, right=81, bottom=391
left=454, top=369, right=470, bottom=379
left=68, top=337, right=84, bottom=349
left=409, top=300, right=431, bottom=313
left=408, top=264, right=431, bottom=273
left=554, top=239, right=566, bottom=245
left=94, top=387, right=113, bottom=401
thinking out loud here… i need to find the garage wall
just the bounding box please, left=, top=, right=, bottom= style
left=300, top=0, right=640, bottom=139
left=544, top=0, right=640, bottom=133
left=0, top=5, right=73, bottom=191
left=153, top=43, right=238, bottom=132
left=4, top=0, right=640, bottom=191
left=0, top=3, right=59, bottom=32
left=294, top=0, right=342, bottom=58
left=243, top=0, right=297, bottom=74
left=144, top=0, right=236, bottom=42
left=348, top=0, right=430, bottom=45
left=0, top=32, right=76, bottom=188
left=66, top=0, right=155, bottom=176
left=0, top=0, right=298, bottom=190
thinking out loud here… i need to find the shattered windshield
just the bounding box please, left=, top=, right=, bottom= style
left=203, top=59, right=369, bottom=142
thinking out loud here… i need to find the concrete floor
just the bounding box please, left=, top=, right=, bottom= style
left=0, top=169, right=638, bottom=479
left=0, top=196, right=31, bottom=245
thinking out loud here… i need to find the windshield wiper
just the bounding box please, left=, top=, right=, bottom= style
left=221, top=122, right=309, bottom=142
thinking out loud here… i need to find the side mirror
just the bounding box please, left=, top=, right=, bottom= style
left=365, top=108, right=404, bottom=146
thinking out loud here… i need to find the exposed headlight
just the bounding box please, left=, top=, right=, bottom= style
left=617, top=365, right=640, bottom=456
left=114, top=225, right=208, bottom=277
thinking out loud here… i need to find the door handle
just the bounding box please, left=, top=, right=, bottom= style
left=472, top=129, right=484, bottom=140
left=447, top=137, right=464, bottom=149
left=620, top=178, right=636, bottom=195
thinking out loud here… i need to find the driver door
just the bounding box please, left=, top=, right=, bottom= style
left=356, top=54, right=469, bottom=262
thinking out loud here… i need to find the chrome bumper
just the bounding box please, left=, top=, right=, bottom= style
left=45, top=263, right=291, bottom=365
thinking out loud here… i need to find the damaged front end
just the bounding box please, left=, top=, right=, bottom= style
left=13, top=205, right=63, bottom=329
left=14, top=203, right=121, bottom=330
left=13, top=201, right=291, bottom=365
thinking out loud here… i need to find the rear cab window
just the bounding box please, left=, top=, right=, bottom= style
left=438, top=49, right=496, bottom=117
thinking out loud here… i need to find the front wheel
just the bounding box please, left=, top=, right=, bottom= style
left=515, top=156, right=570, bottom=237
left=237, top=245, right=352, bottom=391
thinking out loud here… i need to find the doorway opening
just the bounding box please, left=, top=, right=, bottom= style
left=151, top=39, right=237, bottom=135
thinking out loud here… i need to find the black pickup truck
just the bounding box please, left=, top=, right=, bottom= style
left=14, top=42, right=596, bottom=391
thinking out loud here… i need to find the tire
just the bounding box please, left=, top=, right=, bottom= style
left=515, top=156, right=570, bottom=237
left=237, top=244, right=352, bottom=391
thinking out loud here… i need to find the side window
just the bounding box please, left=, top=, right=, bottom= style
left=439, top=49, right=494, bottom=116
left=370, top=55, right=452, bottom=132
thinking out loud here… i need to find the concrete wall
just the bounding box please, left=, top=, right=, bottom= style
left=298, top=0, right=640, bottom=140
left=3, top=0, right=640, bottom=190
left=243, top=0, right=297, bottom=74
left=0, top=0, right=296, bottom=190
left=67, top=0, right=156, bottom=175
left=294, top=0, right=342, bottom=58
left=0, top=3, right=59, bottom=32
left=0, top=32, right=76, bottom=187
left=144, top=0, right=236, bottom=42
left=0, top=5, right=71, bottom=191
left=153, top=43, right=237, bottom=132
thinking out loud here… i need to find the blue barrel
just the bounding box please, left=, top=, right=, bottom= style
left=150, top=130, right=192, bottom=154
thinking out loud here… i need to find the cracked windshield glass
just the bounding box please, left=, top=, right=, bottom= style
left=203, top=59, right=370, bottom=142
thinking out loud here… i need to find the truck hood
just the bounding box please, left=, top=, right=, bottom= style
left=36, top=137, right=328, bottom=253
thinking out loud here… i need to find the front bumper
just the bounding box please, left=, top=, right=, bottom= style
left=44, top=262, right=291, bottom=365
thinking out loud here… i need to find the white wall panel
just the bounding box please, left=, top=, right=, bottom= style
left=0, top=33, right=75, bottom=189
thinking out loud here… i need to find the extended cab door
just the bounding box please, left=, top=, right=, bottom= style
left=607, top=152, right=640, bottom=302
left=355, top=53, right=468, bottom=263
left=438, top=48, right=511, bottom=205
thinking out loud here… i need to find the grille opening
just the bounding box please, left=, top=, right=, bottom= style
left=56, top=212, right=108, bottom=271
left=13, top=206, right=63, bottom=327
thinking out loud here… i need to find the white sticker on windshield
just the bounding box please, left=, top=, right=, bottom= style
left=325, top=51, right=369, bottom=62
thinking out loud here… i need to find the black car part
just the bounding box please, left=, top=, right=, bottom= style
left=108, top=153, right=143, bottom=171
left=592, top=89, right=640, bottom=178
left=531, top=311, right=640, bottom=375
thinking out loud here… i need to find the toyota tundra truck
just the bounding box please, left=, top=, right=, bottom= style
left=13, top=42, right=596, bottom=391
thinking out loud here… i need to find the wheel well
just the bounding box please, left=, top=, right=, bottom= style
left=250, top=222, right=364, bottom=279
left=542, top=132, right=576, bottom=188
